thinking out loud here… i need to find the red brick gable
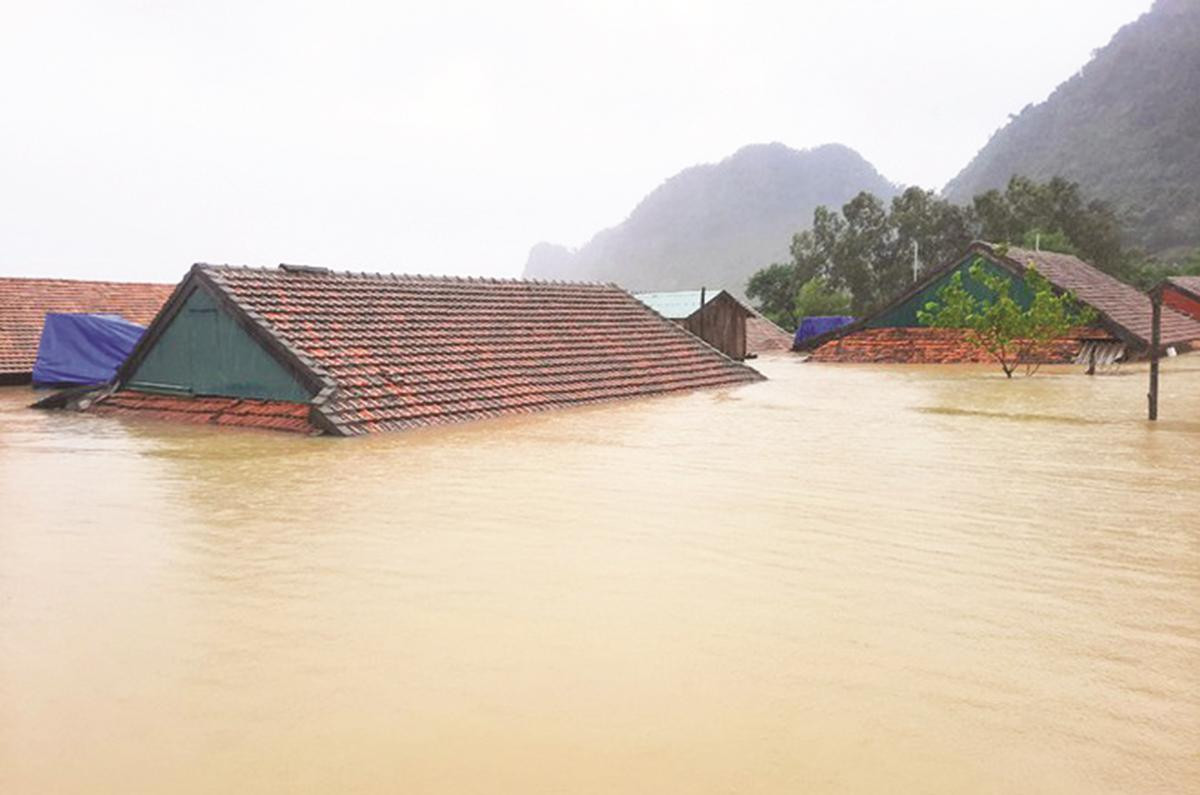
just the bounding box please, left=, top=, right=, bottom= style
left=105, top=266, right=764, bottom=435
left=0, top=277, right=174, bottom=378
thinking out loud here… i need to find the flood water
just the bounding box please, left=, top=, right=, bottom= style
left=2, top=356, right=1198, bottom=794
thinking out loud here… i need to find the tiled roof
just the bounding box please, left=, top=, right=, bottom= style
left=0, top=277, right=173, bottom=377
left=1000, top=246, right=1200, bottom=348
left=112, top=266, right=764, bottom=435
left=1161, top=277, right=1200, bottom=324
left=634, top=290, right=716, bottom=320
left=809, top=327, right=1086, bottom=364
left=746, top=315, right=793, bottom=353
left=1166, top=275, right=1200, bottom=298
left=799, top=242, right=1200, bottom=355
left=92, top=391, right=316, bottom=433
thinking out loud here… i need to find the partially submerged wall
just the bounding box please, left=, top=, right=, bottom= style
left=808, top=327, right=1085, bottom=364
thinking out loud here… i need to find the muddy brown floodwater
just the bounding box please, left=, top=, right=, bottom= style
left=2, top=356, right=1198, bottom=794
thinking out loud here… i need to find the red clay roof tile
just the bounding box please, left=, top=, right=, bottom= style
left=107, top=267, right=763, bottom=435
left=1166, top=276, right=1200, bottom=295
left=746, top=315, right=793, bottom=353
left=1162, top=279, right=1200, bottom=322
left=91, top=390, right=315, bottom=434
left=996, top=246, right=1200, bottom=348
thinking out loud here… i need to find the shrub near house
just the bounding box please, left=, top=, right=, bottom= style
left=917, top=258, right=1094, bottom=377
left=800, top=242, right=1200, bottom=365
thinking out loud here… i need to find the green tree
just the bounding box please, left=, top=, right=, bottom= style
left=1118, top=247, right=1200, bottom=289
left=916, top=258, right=1095, bottom=378
left=746, top=262, right=801, bottom=329
left=973, top=176, right=1124, bottom=273
left=747, top=176, right=1134, bottom=320
left=782, top=187, right=975, bottom=315
left=793, top=277, right=852, bottom=321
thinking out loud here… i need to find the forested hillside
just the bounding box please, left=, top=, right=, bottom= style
left=943, top=0, right=1200, bottom=255
left=523, top=143, right=897, bottom=293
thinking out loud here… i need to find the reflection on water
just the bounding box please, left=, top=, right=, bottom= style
left=2, top=357, right=1198, bottom=794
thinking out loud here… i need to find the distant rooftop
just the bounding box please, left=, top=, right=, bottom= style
left=0, top=276, right=174, bottom=380
left=1166, top=275, right=1200, bottom=297
left=634, top=290, right=719, bottom=320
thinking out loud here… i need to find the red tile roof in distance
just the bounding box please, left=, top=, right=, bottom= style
left=746, top=315, right=793, bottom=353
left=160, top=266, right=763, bottom=435
left=0, top=277, right=174, bottom=378
left=92, top=391, right=316, bottom=434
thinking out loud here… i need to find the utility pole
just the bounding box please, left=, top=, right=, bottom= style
left=912, top=240, right=920, bottom=283
left=1149, top=289, right=1161, bottom=421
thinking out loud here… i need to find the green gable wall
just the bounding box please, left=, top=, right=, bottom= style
left=868, top=255, right=1037, bottom=328
left=128, top=287, right=312, bottom=402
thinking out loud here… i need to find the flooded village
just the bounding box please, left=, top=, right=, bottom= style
left=3, top=241, right=1200, bottom=794
left=3, top=1, right=1200, bottom=793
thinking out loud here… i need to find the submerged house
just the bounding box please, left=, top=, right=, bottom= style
left=1159, top=276, right=1200, bottom=321
left=80, top=264, right=763, bottom=435
left=798, top=243, right=1200, bottom=364
left=1147, top=276, right=1200, bottom=420
left=0, top=277, right=173, bottom=384
left=634, top=289, right=792, bottom=359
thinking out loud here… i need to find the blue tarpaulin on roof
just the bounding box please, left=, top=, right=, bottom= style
left=32, top=313, right=147, bottom=386
left=794, top=315, right=855, bottom=346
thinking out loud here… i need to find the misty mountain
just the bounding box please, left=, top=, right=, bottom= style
left=943, top=0, right=1200, bottom=255
left=523, top=143, right=898, bottom=293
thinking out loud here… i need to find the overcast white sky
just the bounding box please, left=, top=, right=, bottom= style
left=1, top=0, right=1153, bottom=282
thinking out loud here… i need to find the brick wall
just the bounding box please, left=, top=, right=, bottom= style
left=808, top=327, right=1084, bottom=364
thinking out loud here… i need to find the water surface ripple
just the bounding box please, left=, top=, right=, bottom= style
left=1, top=358, right=1198, bottom=793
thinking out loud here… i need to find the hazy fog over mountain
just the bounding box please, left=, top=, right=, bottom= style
left=944, top=0, right=1200, bottom=255
left=0, top=1, right=1153, bottom=283
left=524, top=143, right=896, bottom=292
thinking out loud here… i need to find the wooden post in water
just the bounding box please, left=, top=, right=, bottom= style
left=1149, top=290, right=1161, bottom=421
